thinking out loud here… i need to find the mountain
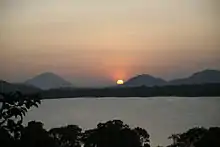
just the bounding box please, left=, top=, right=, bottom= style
left=122, top=69, right=220, bottom=87
left=0, top=80, right=40, bottom=94
left=25, top=72, right=73, bottom=90
left=169, top=69, right=220, bottom=85
left=124, top=74, right=167, bottom=87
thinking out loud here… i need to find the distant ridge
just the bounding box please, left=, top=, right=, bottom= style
left=169, top=69, right=220, bottom=85
left=123, top=69, right=220, bottom=87
left=25, top=72, right=73, bottom=90
left=2, top=69, right=220, bottom=91
left=0, top=80, right=40, bottom=94
left=124, top=74, right=167, bottom=87
left=1, top=69, right=220, bottom=98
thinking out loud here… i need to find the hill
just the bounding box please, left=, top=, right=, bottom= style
left=124, top=74, right=167, bottom=87
left=25, top=72, right=73, bottom=90
left=169, top=69, right=220, bottom=85
left=0, top=80, right=40, bottom=94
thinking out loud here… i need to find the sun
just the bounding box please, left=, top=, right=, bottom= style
left=117, top=79, right=124, bottom=85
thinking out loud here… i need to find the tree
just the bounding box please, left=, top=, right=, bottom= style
left=195, top=127, right=220, bottom=147
left=168, top=127, right=208, bottom=147
left=82, top=120, right=150, bottom=147
left=134, top=127, right=150, bottom=147
left=0, top=126, right=13, bottom=147
left=49, top=125, right=82, bottom=147
left=19, top=121, right=55, bottom=147
left=0, top=91, right=41, bottom=146
left=167, top=134, right=180, bottom=147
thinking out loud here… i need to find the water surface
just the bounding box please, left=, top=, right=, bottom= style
left=24, top=97, right=220, bottom=146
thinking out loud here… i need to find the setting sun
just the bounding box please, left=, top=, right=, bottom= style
left=117, top=80, right=124, bottom=85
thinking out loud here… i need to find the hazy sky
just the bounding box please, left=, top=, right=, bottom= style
left=0, top=0, right=220, bottom=86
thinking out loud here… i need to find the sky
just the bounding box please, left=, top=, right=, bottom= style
left=0, top=0, right=220, bottom=87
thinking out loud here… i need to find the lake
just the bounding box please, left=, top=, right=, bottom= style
left=24, top=97, right=220, bottom=146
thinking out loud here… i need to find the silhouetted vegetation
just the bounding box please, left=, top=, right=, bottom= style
left=1, top=92, right=220, bottom=147
left=168, top=127, right=220, bottom=147
left=19, top=121, right=55, bottom=147
left=0, top=91, right=41, bottom=147
left=49, top=125, right=82, bottom=147
left=42, top=83, right=220, bottom=99
left=82, top=120, right=150, bottom=147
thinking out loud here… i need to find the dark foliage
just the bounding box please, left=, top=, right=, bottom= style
left=19, top=121, right=55, bottom=147
left=0, top=91, right=41, bottom=147
left=49, top=125, right=82, bottom=147
left=168, top=127, right=220, bottom=147
left=195, top=127, right=220, bottom=147
left=82, top=120, right=150, bottom=147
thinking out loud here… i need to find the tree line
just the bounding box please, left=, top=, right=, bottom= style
left=42, top=83, right=220, bottom=99
left=0, top=92, right=220, bottom=147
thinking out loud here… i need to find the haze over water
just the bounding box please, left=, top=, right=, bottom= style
left=24, top=97, right=220, bottom=146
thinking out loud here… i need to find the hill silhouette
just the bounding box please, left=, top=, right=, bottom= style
left=25, top=72, right=73, bottom=90
left=0, top=80, right=40, bottom=94
left=123, top=69, right=220, bottom=87
left=169, top=69, right=220, bottom=85
left=124, top=74, right=167, bottom=87
left=1, top=69, right=220, bottom=96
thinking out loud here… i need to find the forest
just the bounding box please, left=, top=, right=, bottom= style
left=42, top=83, right=220, bottom=99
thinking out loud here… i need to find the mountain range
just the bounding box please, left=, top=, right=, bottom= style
left=1, top=69, right=220, bottom=93
left=124, top=69, right=220, bottom=87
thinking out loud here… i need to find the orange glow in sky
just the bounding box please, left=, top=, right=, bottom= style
left=0, top=0, right=220, bottom=87
left=111, top=70, right=127, bottom=82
